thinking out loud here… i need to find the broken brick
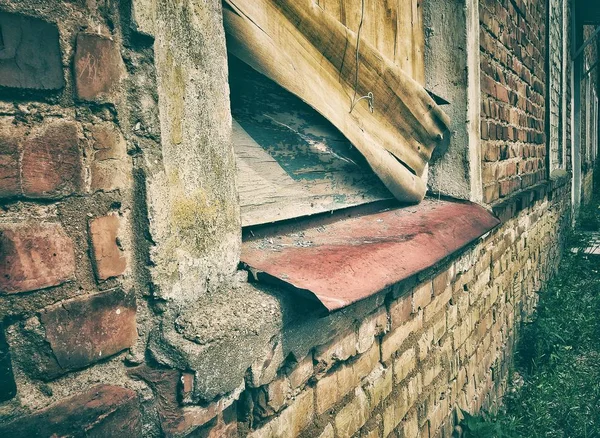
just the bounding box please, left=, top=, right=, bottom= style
left=0, top=223, right=75, bottom=294
left=0, top=12, right=64, bottom=91
left=74, top=33, right=124, bottom=101
left=0, top=385, right=141, bottom=437
left=89, top=215, right=128, bottom=280
left=21, top=121, right=83, bottom=199
left=38, top=288, right=137, bottom=375
left=89, top=124, right=131, bottom=192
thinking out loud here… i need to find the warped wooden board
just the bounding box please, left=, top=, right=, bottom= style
left=223, top=0, right=450, bottom=203
left=315, top=0, right=425, bottom=84
left=231, top=59, right=392, bottom=227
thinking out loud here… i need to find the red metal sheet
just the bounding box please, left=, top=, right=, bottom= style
left=241, top=199, right=500, bottom=312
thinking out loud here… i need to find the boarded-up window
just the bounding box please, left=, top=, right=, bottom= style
left=225, top=0, right=450, bottom=226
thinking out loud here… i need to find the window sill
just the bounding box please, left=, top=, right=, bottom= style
left=241, top=198, right=499, bottom=312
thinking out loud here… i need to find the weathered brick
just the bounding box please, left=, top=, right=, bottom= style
left=0, top=12, right=64, bottom=91
left=417, top=327, right=434, bottom=361
left=363, top=364, right=392, bottom=408
left=317, top=424, right=335, bottom=438
left=90, top=215, right=128, bottom=280
left=315, top=343, right=378, bottom=415
left=288, top=353, right=313, bottom=389
left=194, top=405, right=238, bottom=438
left=130, top=365, right=229, bottom=436
left=0, top=119, right=22, bottom=199
left=382, top=386, right=408, bottom=437
left=249, top=337, right=284, bottom=387
left=21, top=121, right=82, bottom=199
left=264, top=375, right=291, bottom=412
left=0, top=385, right=141, bottom=437
left=249, top=388, right=314, bottom=438
left=432, top=266, right=454, bottom=297
left=483, top=183, right=499, bottom=203
left=402, top=409, right=420, bottom=438
left=356, top=307, right=387, bottom=354
left=74, top=33, right=124, bottom=101
left=0, top=223, right=75, bottom=294
left=413, top=282, right=433, bottom=312
left=483, top=143, right=500, bottom=162
left=315, top=330, right=357, bottom=372
left=352, top=342, right=380, bottom=381
left=390, top=292, right=412, bottom=329
left=393, top=347, right=416, bottom=383
left=90, top=124, right=131, bottom=192
left=424, top=287, right=453, bottom=323
left=381, top=313, right=422, bottom=362
left=336, top=388, right=370, bottom=438
left=381, top=312, right=423, bottom=362
left=35, top=288, right=136, bottom=377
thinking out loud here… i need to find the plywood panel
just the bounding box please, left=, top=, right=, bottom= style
left=224, top=0, right=450, bottom=204
left=317, top=0, right=425, bottom=84
left=231, top=58, right=392, bottom=227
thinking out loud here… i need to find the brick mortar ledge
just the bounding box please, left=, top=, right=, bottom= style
left=491, top=174, right=570, bottom=223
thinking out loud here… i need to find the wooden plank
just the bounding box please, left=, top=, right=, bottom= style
left=317, top=0, right=421, bottom=82
left=231, top=59, right=391, bottom=227
left=223, top=0, right=450, bottom=204
left=411, top=0, right=425, bottom=85
left=395, top=0, right=415, bottom=79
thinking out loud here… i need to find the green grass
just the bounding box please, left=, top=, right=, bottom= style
left=459, top=197, right=600, bottom=438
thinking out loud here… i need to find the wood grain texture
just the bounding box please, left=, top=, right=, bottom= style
left=223, top=0, right=450, bottom=203
left=313, top=0, right=424, bottom=83
left=231, top=59, right=391, bottom=227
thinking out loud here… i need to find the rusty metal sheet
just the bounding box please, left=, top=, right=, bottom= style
left=241, top=199, right=500, bottom=312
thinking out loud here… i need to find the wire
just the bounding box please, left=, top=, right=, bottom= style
left=350, top=0, right=374, bottom=114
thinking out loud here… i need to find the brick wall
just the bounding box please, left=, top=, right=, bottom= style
left=480, top=0, right=547, bottom=202
left=0, top=1, right=587, bottom=438
left=0, top=1, right=150, bottom=435
left=217, top=180, right=571, bottom=438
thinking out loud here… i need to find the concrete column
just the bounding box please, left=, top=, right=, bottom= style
left=424, top=0, right=482, bottom=202
left=147, top=0, right=241, bottom=303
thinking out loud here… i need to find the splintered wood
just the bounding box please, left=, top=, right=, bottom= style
left=224, top=0, right=450, bottom=205
left=231, top=59, right=391, bottom=227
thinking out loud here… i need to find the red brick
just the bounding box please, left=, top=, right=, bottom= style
left=129, top=366, right=224, bottom=436
left=499, top=180, right=512, bottom=197
left=90, top=215, right=127, bottom=280
left=38, top=288, right=136, bottom=376
left=483, top=143, right=499, bottom=162
left=0, top=120, right=21, bottom=199
left=390, top=294, right=412, bottom=329
left=0, top=223, right=75, bottom=294
left=432, top=268, right=453, bottom=297
left=0, top=12, right=64, bottom=90
left=90, top=124, right=131, bottom=192
left=0, top=385, right=141, bottom=437
left=481, top=75, right=496, bottom=97
left=483, top=184, right=499, bottom=203
left=21, top=121, right=82, bottom=199
left=74, top=33, right=124, bottom=101
left=481, top=121, right=489, bottom=140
